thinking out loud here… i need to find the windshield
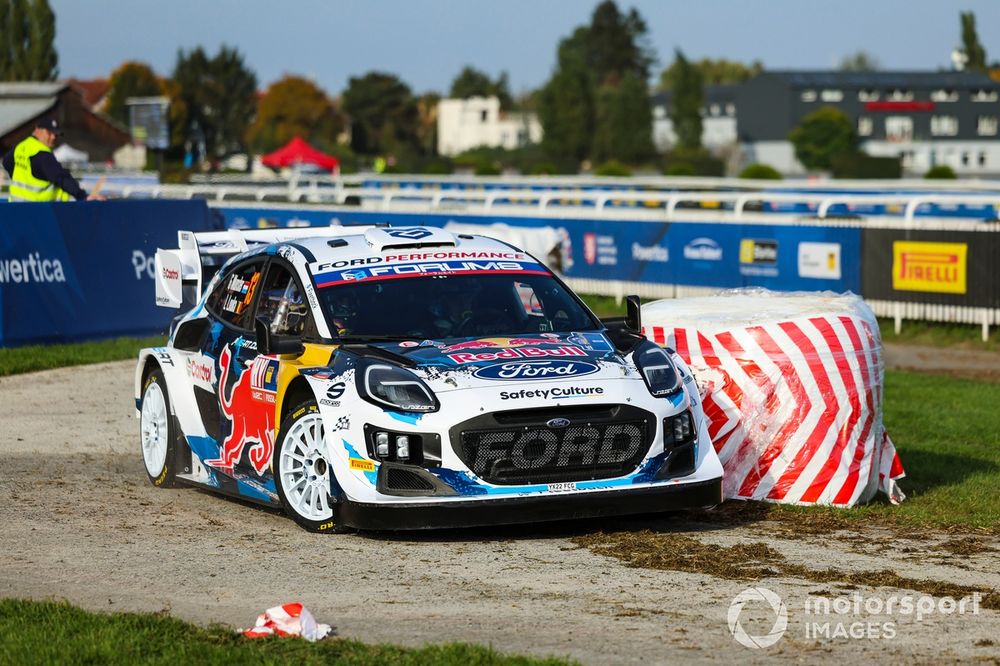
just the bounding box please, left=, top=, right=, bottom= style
left=317, top=273, right=599, bottom=340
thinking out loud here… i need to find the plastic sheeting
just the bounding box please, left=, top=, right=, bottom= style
left=242, top=602, right=332, bottom=641
left=642, top=289, right=905, bottom=507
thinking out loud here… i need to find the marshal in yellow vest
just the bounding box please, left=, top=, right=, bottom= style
left=9, top=135, right=71, bottom=202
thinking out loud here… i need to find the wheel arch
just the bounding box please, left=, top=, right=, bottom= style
left=135, top=349, right=169, bottom=415
left=278, top=374, right=318, bottom=431
left=135, top=347, right=209, bottom=441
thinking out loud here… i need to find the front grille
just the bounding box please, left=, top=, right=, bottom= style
left=452, top=405, right=654, bottom=485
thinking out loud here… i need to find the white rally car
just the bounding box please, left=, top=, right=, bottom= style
left=136, top=225, right=723, bottom=532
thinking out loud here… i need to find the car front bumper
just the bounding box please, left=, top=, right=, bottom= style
left=335, top=476, right=723, bottom=531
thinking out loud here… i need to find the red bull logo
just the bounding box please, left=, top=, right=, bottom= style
left=449, top=345, right=587, bottom=364
left=204, top=346, right=276, bottom=475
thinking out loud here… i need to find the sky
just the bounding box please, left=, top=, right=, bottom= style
left=51, top=0, right=1000, bottom=96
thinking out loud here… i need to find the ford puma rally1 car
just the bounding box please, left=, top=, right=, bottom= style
left=136, top=225, right=723, bottom=532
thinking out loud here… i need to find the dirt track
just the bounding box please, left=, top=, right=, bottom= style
left=1, top=360, right=998, bottom=664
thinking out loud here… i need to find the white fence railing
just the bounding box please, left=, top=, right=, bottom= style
left=17, top=181, right=995, bottom=224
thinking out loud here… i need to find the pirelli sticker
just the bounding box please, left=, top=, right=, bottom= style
left=892, top=241, right=967, bottom=294
left=349, top=458, right=376, bottom=473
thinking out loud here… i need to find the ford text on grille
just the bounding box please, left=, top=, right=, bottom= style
left=464, top=423, right=646, bottom=484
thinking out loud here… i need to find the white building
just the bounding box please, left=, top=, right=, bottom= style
left=650, top=86, right=739, bottom=153
left=436, top=96, right=542, bottom=156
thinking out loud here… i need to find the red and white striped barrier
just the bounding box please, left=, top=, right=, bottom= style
left=642, top=291, right=905, bottom=507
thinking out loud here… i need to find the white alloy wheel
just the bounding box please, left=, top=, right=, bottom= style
left=141, top=381, right=170, bottom=477
left=279, top=413, right=333, bottom=522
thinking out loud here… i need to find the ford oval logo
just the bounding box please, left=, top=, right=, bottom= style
left=546, top=417, right=571, bottom=429
left=473, top=359, right=599, bottom=381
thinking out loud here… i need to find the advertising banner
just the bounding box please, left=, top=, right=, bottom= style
left=862, top=228, right=1000, bottom=307
left=215, top=205, right=862, bottom=293
left=0, top=200, right=218, bottom=347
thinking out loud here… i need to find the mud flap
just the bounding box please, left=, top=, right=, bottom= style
left=171, top=414, right=193, bottom=476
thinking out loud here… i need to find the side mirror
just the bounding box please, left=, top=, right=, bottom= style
left=255, top=317, right=304, bottom=356
left=625, top=295, right=641, bottom=333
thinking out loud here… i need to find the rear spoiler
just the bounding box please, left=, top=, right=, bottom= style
left=154, top=225, right=375, bottom=309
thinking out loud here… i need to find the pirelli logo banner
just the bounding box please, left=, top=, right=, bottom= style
left=862, top=229, right=1000, bottom=308
left=892, top=241, right=967, bottom=294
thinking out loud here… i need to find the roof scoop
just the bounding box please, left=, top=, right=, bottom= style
left=364, top=226, right=458, bottom=253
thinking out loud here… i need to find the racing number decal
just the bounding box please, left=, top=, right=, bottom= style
left=239, top=271, right=261, bottom=314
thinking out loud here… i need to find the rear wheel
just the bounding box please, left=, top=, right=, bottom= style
left=140, top=368, right=180, bottom=488
left=274, top=401, right=342, bottom=533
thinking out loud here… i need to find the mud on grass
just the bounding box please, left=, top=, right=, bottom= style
left=690, top=496, right=1000, bottom=537
left=571, top=531, right=1000, bottom=610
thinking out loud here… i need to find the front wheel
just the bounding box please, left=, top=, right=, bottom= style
left=139, top=368, right=180, bottom=488
left=274, top=401, right=342, bottom=533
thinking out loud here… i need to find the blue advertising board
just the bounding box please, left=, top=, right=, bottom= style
left=214, top=205, right=861, bottom=294
left=0, top=200, right=219, bottom=347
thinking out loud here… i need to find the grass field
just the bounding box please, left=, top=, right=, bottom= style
left=0, top=599, right=572, bottom=666
left=878, top=318, right=1000, bottom=352
left=0, top=336, right=165, bottom=377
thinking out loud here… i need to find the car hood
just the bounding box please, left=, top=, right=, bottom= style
left=368, top=331, right=640, bottom=392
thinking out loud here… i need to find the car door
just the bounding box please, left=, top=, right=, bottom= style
left=198, top=257, right=268, bottom=478
left=202, top=258, right=317, bottom=483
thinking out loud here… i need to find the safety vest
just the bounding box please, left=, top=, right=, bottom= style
left=8, top=135, right=69, bottom=202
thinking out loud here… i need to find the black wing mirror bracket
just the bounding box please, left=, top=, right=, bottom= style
left=255, top=317, right=304, bottom=356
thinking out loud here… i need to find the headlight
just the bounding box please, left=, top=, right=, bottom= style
left=632, top=341, right=681, bottom=397
left=357, top=362, right=439, bottom=413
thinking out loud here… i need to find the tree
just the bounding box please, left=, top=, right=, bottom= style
left=838, top=51, right=879, bottom=72
left=415, top=91, right=440, bottom=156
left=788, top=106, right=857, bottom=171
left=593, top=72, right=653, bottom=162
left=246, top=75, right=344, bottom=153
left=450, top=66, right=491, bottom=98
left=25, top=0, right=56, bottom=80
left=159, top=77, right=189, bottom=153
left=658, top=57, right=761, bottom=91
left=1, top=0, right=57, bottom=81
left=925, top=165, right=957, bottom=179
left=341, top=71, right=420, bottom=156
left=1, top=0, right=27, bottom=79
left=666, top=50, right=703, bottom=151
left=537, top=43, right=595, bottom=163
left=171, top=45, right=257, bottom=160
left=105, top=62, right=162, bottom=126
left=537, top=1, right=654, bottom=165
left=449, top=66, right=513, bottom=109
left=960, top=11, right=987, bottom=72
left=739, top=163, right=782, bottom=180
left=586, top=0, right=654, bottom=84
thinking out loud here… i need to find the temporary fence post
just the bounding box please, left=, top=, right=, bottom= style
left=894, top=302, right=902, bottom=336
left=983, top=311, right=990, bottom=343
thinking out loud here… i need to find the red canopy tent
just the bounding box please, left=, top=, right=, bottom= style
left=260, top=136, right=339, bottom=172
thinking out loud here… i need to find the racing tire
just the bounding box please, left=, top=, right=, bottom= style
left=274, top=401, right=344, bottom=533
left=139, top=368, right=181, bottom=488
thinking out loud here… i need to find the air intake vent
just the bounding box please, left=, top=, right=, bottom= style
left=386, top=467, right=435, bottom=492
left=375, top=463, right=453, bottom=497
left=363, top=226, right=458, bottom=253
